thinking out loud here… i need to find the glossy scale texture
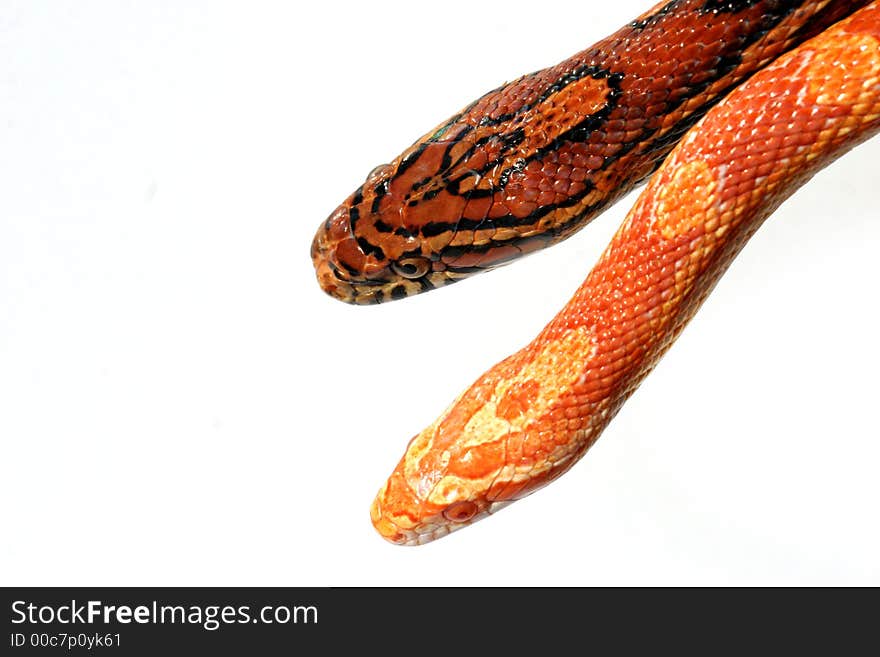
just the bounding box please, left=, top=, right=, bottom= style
left=369, top=2, right=880, bottom=545
left=312, top=0, right=868, bottom=304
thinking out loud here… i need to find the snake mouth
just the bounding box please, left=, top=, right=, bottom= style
left=369, top=496, right=456, bottom=546
left=311, top=206, right=468, bottom=304
left=370, top=486, right=515, bottom=546
left=312, top=235, right=458, bottom=304
left=312, top=267, right=392, bottom=305
left=312, top=263, right=377, bottom=304
left=369, top=496, right=416, bottom=546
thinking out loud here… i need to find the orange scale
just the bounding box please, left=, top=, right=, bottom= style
left=448, top=439, right=506, bottom=480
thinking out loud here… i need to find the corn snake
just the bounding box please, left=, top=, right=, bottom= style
left=310, top=0, right=880, bottom=545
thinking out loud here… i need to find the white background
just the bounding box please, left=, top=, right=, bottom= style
left=2, top=0, right=878, bottom=586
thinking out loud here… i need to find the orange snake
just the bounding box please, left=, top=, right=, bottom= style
left=310, top=0, right=880, bottom=545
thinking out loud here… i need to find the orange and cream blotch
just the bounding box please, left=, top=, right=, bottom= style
left=370, top=2, right=880, bottom=545
left=372, top=326, right=598, bottom=544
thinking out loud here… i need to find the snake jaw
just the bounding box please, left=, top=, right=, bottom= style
left=369, top=497, right=456, bottom=547
left=370, top=415, right=525, bottom=544
left=369, top=435, right=493, bottom=545
left=311, top=203, right=461, bottom=304
left=310, top=207, right=387, bottom=304
left=370, top=487, right=512, bottom=546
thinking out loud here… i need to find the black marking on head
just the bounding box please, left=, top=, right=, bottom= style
left=390, top=285, right=408, bottom=301
left=447, top=183, right=495, bottom=200
left=411, top=176, right=432, bottom=191
left=335, top=258, right=361, bottom=277
left=346, top=277, right=387, bottom=288
left=438, top=233, right=537, bottom=265
left=397, top=143, right=429, bottom=176
left=438, top=202, right=603, bottom=273
left=439, top=142, right=456, bottom=174
left=417, top=277, right=436, bottom=293
left=414, top=175, right=599, bottom=240
left=357, top=237, right=385, bottom=261
left=420, top=222, right=449, bottom=238
left=349, top=188, right=364, bottom=229
left=326, top=260, right=347, bottom=281
left=500, top=127, right=526, bottom=150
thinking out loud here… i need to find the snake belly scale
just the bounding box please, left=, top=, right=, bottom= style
left=309, top=1, right=880, bottom=545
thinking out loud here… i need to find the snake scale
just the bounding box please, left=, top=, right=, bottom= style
left=310, top=0, right=880, bottom=545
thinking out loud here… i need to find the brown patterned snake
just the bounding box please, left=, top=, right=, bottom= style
left=310, top=1, right=880, bottom=544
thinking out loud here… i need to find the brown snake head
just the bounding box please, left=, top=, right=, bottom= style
left=309, top=155, right=469, bottom=305
left=310, top=111, right=536, bottom=305
left=310, top=0, right=864, bottom=305
left=309, top=69, right=622, bottom=306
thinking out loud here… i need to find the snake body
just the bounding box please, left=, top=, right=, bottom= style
left=312, top=0, right=866, bottom=304
left=310, top=1, right=880, bottom=544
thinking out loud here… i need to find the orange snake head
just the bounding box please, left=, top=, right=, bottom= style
left=369, top=313, right=601, bottom=545
left=368, top=350, right=583, bottom=545
left=369, top=383, right=525, bottom=545
left=369, top=430, right=513, bottom=546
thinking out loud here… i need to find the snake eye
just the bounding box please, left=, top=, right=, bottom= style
left=365, top=163, right=393, bottom=186
left=443, top=501, right=479, bottom=523
left=392, top=257, right=431, bottom=279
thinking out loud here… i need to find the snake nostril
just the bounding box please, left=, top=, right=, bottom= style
left=326, top=205, right=352, bottom=242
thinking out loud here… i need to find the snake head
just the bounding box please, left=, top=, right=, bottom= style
left=311, top=107, right=558, bottom=304
left=310, top=182, right=460, bottom=305
left=371, top=324, right=598, bottom=545
left=369, top=387, right=518, bottom=545
left=369, top=433, right=514, bottom=546
left=368, top=382, right=566, bottom=545
left=310, top=126, right=494, bottom=305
